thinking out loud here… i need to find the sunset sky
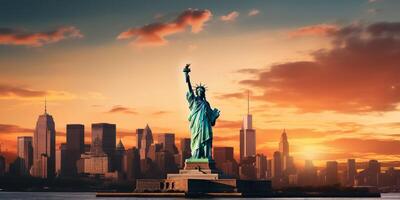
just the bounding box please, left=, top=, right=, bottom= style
left=1, top=0, right=400, bottom=166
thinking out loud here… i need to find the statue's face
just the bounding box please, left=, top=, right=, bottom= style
left=196, top=87, right=205, bottom=97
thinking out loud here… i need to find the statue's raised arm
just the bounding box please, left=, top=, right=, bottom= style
left=183, top=64, right=194, bottom=95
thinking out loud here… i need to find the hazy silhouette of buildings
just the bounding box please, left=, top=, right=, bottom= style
left=298, top=160, right=318, bottom=186
left=31, top=104, right=56, bottom=179
left=17, top=136, right=33, bottom=175
left=356, top=160, right=381, bottom=186
left=66, top=124, right=84, bottom=176
left=325, top=161, right=338, bottom=185
left=347, top=159, right=356, bottom=186
left=240, top=92, right=256, bottom=162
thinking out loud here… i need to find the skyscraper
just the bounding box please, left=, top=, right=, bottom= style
left=255, top=154, right=267, bottom=179
left=272, top=151, right=282, bottom=178
left=240, top=91, right=256, bottom=161
left=91, top=123, right=116, bottom=170
left=325, top=161, right=338, bottom=185
left=31, top=102, right=56, bottom=178
left=66, top=124, right=84, bottom=175
left=17, top=136, right=33, bottom=175
left=135, top=128, right=144, bottom=149
left=0, top=155, right=5, bottom=176
left=140, top=124, right=153, bottom=159
left=114, top=139, right=125, bottom=172
left=279, top=129, right=289, bottom=171
left=214, top=147, right=236, bottom=176
left=123, top=147, right=140, bottom=181
left=56, top=143, right=68, bottom=176
left=347, top=159, right=356, bottom=186
left=158, top=133, right=175, bottom=154
left=91, top=123, right=116, bottom=157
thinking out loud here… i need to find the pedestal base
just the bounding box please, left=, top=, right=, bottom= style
left=167, top=158, right=219, bottom=180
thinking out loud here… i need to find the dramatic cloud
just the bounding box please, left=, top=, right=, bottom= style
left=0, top=84, right=47, bottom=98
left=288, top=23, right=338, bottom=37
left=117, top=9, right=212, bottom=46
left=107, top=105, right=137, bottom=114
left=248, top=9, right=260, bottom=16
left=220, top=11, right=239, bottom=22
left=239, top=22, right=400, bottom=113
left=0, top=26, right=82, bottom=47
left=0, top=124, right=33, bottom=134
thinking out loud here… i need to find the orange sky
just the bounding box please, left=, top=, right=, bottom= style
left=1, top=1, right=400, bottom=167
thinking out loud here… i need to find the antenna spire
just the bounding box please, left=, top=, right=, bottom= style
left=247, top=90, right=250, bottom=115
left=44, top=97, right=47, bottom=114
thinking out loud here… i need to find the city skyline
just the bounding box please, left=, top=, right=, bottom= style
left=2, top=0, right=400, bottom=167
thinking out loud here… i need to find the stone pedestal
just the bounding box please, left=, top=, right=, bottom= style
left=167, top=158, right=219, bottom=180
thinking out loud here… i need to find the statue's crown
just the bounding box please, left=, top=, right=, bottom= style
left=195, top=83, right=207, bottom=91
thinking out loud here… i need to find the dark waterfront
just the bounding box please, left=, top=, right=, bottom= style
left=0, top=192, right=399, bottom=200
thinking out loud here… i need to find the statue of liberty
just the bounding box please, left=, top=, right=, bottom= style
left=183, top=64, right=220, bottom=161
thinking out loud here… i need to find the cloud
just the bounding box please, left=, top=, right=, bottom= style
left=0, top=84, right=76, bottom=100
left=107, top=105, right=137, bottom=114
left=239, top=22, right=400, bottom=113
left=0, top=26, right=82, bottom=47
left=367, top=8, right=382, bottom=15
left=325, top=138, right=400, bottom=155
left=220, top=11, right=239, bottom=22
left=152, top=111, right=170, bottom=116
left=117, top=9, right=212, bottom=46
left=368, top=0, right=383, bottom=3
left=0, top=124, right=33, bottom=134
left=215, top=119, right=242, bottom=129
left=248, top=9, right=260, bottom=16
left=288, top=23, right=339, bottom=38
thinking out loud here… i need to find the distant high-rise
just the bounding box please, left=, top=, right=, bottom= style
left=325, top=161, right=338, bottom=185
left=17, top=136, right=33, bottom=175
left=255, top=154, right=267, bottom=179
left=279, top=129, right=289, bottom=157
left=271, top=151, right=282, bottom=178
left=158, top=133, right=175, bottom=154
left=66, top=124, right=84, bottom=175
left=114, top=139, right=125, bottom=172
left=0, top=155, right=5, bottom=176
left=347, top=159, right=356, bottom=186
left=240, top=91, right=256, bottom=161
left=123, top=147, right=140, bottom=181
left=91, top=123, right=116, bottom=158
left=31, top=102, right=56, bottom=178
left=214, top=146, right=236, bottom=175
left=140, top=124, right=153, bottom=159
left=56, top=143, right=68, bottom=176
left=279, top=129, right=289, bottom=170
left=135, top=128, right=144, bottom=149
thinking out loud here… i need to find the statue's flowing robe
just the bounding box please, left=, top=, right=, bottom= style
left=187, top=91, right=218, bottom=158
